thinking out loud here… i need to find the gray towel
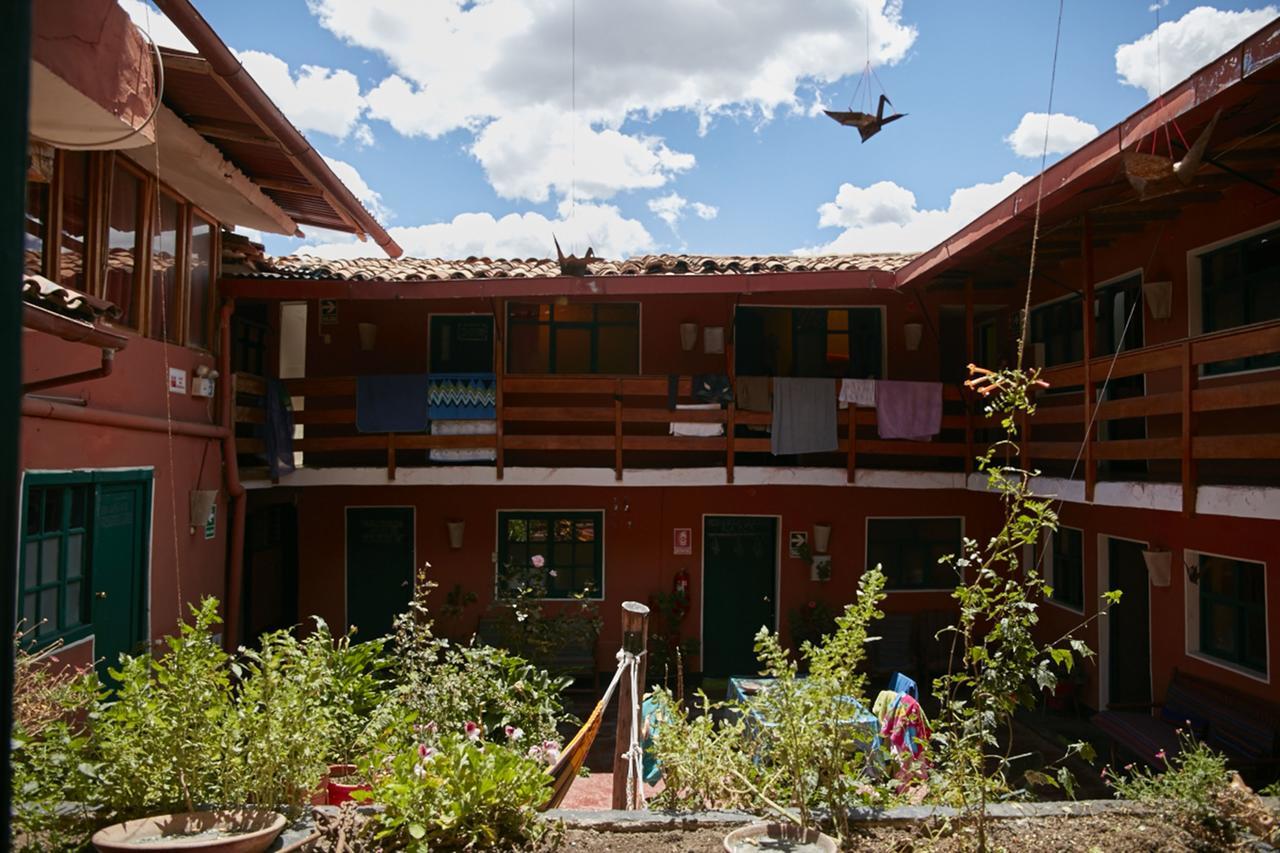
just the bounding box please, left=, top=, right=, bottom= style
left=771, top=378, right=837, bottom=455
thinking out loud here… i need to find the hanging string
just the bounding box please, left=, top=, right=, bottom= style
left=569, top=0, right=577, bottom=234
left=1015, top=0, right=1066, bottom=371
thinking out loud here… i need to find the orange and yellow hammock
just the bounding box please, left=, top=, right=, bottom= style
left=541, top=653, right=632, bottom=810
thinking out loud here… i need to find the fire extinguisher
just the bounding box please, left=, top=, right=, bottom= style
left=672, top=568, right=690, bottom=620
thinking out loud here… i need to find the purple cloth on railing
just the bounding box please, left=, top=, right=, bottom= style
left=876, top=380, right=942, bottom=441
left=356, top=374, right=430, bottom=433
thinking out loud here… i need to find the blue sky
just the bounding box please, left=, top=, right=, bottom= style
left=127, top=1, right=1278, bottom=260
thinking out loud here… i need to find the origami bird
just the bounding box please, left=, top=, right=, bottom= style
left=554, top=235, right=596, bottom=277
left=824, top=94, right=907, bottom=143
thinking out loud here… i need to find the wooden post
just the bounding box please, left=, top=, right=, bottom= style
left=494, top=300, right=505, bottom=480
left=964, top=276, right=975, bottom=477
left=846, top=407, right=857, bottom=484
left=387, top=432, right=397, bottom=481
left=614, top=378, right=623, bottom=481
left=1181, top=340, right=1197, bottom=517
left=1081, top=215, right=1096, bottom=503
left=726, top=336, right=736, bottom=485
left=612, top=601, right=650, bottom=810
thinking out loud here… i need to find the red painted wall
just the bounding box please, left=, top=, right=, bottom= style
left=21, top=328, right=228, bottom=668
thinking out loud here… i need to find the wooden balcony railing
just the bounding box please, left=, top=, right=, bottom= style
left=230, top=319, right=1280, bottom=511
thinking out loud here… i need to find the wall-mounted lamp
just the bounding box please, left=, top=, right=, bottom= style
left=358, top=322, right=378, bottom=352
left=446, top=519, right=465, bottom=550
left=813, top=523, right=832, bottom=555
left=1143, top=280, right=1173, bottom=320
left=680, top=322, right=699, bottom=352
left=903, top=322, right=923, bottom=352
left=1141, top=548, right=1172, bottom=587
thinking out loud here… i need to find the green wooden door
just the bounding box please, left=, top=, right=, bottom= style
left=90, top=479, right=149, bottom=682
left=702, top=516, right=777, bottom=677
left=346, top=507, right=415, bottom=640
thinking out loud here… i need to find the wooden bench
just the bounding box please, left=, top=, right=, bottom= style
left=1093, top=668, right=1280, bottom=786
left=475, top=616, right=600, bottom=692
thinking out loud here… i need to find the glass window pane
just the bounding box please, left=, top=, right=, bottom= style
left=597, top=326, right=639, bottom=374
left=507, top=323, right=550, bottom=374
left=827, top=310, right=849, bottom=332
left=38, top=588, right=57, bottom=635
left=553, top=303, right=593, bottom=323
left=40, top=538, right=60, bottom=585
left=26, top=488, right=42, bottom=534
left=575, top=543, right=595, bottom=565
left=58, top=152, right=91, bottom=291
left=23, top=541, right=39, bottom=588
left=64, top=582, right=83, bottom=628
left=187, top=215, right=213, bottom=348
left=66, top=532, right=85, bottom=580
left=554, top=542, right=573, bottom=566
left=43, top=488, right=61, bottom=533
left=104, top=161, right=142, bottom=327
left=150, top=193, right=181, bottom=343
left=554, top=519, right=573, bottom=541
left=506, top=518, right=527, bottom=541
left=69, top=487, right=86, bottom=529
left=1207, top=603, right=1237, bottom=654
left=596, top=304, right=638, bottom=323
left=22, top=593, right=38, bottom=632
left=528, top=519, right=548, bottom=541
left=574, top=520, right=595, bottom=542
left=554, top=328, right=592, bottom=373
left=25, top=180, right=49, bottom=276
left=508, top=302, right=539, bottom=321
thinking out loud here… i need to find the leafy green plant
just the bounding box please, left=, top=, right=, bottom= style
left=788, top=599, right=838, bottom=656
left=1106, top=732, right=1257, bottom=846
left=928, top=366, right=1110, bottom=850
left=358, top=727, right=554, bottom=851
left=490, top=557, right=601, bottom=669
left=305, top=618, right=391, bottom=766
left=647, top=690, right=759, bottom=812
left=647, top=589, right=698, bottom=688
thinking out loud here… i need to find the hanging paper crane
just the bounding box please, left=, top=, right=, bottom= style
left=825, top=94, right=907, bottom=143
left=554, top=235, right=596, bottom=277
left=1122, top=109, right=1221, bottom=199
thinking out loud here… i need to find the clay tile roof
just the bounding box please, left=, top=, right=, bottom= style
left=233, top=252, right=916, bottom=282
left=22, top=273, right=122, bottom=323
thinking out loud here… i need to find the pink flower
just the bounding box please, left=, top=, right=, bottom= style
left=1155, top=750, right=1166, bottom=761
left=531, top=555, right=546, bottom=568
left=505, top=725, right=524, bottom=742
left=548, top=569, right=557, bottom=577
left=464, top=721, right=482, bottom=741
left=541, top=740, right=561, bottom=765
left=417, top=744, right=436, bottom=762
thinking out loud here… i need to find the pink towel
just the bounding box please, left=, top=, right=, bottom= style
left=876, top=380, right=942, bottom=441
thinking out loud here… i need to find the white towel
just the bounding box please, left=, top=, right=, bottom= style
left=670, top=403, right=724, bottom=437
left=429, top=419, right=497, bottom=461
left=838, top=378, right=877, bottom=409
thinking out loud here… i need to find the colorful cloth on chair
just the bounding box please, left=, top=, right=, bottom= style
left=428, top=373, right=497, bottom=420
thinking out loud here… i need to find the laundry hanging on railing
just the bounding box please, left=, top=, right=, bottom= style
left=428, top=373, right=497, bottom=420
left=771, top=377, right=837, bottom=455
left=875, top=380, right=941, bottom=441
left=839, top=377, right=877, bottom=409
left=356, top=373, right=430, bottom=433
left=429, top=419, right=497, bottom=462
left=263, top=378, right=295, bottom=478
left=734, top=375, right=772, bottom=413
left=670, top=403, right=724, bottom=437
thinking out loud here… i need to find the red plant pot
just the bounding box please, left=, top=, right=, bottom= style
left=326, top=764, right=371, bottom=806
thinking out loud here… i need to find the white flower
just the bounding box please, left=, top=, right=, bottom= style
left=505, top=725, right=524, bottom=742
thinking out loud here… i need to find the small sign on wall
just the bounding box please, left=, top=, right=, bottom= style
left=168, top=367, right=187, bottom=394
left=204, top=501, right=217, bottom=540
left=788, top=531, right=809, bottom=558
left=319, top=299, right=339, bottom=325
left=673, top=527, right=693, bottom=555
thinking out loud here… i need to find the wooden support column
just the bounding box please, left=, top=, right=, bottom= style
left=494, top=300, right=505, bottom=480
left=1181, top=340, right=1197, bottom=517
left=614, top=378, right=624, bottom=481
left=1081, top=215, right=1096, bottom=503
left=726, top=336, right=735, bottom=484
left=387, top=432, right=397, bottom=481
left=612, top=601, right=650, bottom=810
left=964, top=276, right=975, bottom=477
left=846, top=406, right=857, bottom=485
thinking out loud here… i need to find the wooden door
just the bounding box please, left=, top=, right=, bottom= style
left=346, top=507, right=415, bottom=641
left=1108, top=537, right=1151, bottom=707
left=91, top=480, right=149, bottom=682
left=702, top=516, right=777, bottom=677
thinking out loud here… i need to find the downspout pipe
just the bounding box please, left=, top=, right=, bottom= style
left=152, top=0, right=403, bottom=259
left=23, top=348, right=115, bottom=394
left=218, top=300, right=247, bottom=652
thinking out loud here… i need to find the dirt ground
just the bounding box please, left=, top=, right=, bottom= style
left=557, top=814, right=1217, bottom=852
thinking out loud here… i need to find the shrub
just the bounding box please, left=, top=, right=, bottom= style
left=647, top=690, right=758, bottom=812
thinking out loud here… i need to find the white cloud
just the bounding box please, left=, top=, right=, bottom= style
left=470, top=109, right=695, bottom=203
left=120, top=0, right=195, bottom=51
left=647, top=193, right=719, bottom=231
left=1115, top=5, right=1279, bottom=98
left=320, top=155, right=391, bottom=221
left=237, top=50, right=368, bottom=141
left=1004, top=112, right=1099, bottom=158
left=800, top=172, right=1028, bottom=254
left=352, top=123, right=375, bottom=148
left=294, top=201, right=654, bottom=260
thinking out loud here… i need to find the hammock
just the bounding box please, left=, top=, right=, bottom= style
left=541, top=649, right=641, bottom=810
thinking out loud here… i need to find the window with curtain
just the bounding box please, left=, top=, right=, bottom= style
left=506, top=302, right=639, bottom=374
left=186, top=213, right=214, bottom=348
left=734, top=306, right=882, bottom=378
left=1200, top=227, right=1280, bottom=375
left=1048, top=527, right=1084, bottom=610
left=57, top=151, right=91, bottom=292
left=498, top=511, right=604, bottom=599
left=866, top=517, right=962, bottom=590
left=150, top=191, right=182, bottom=343
left=104, top=159, right=144, bottom=328
left=1199, top=555, right=1266, bottom=674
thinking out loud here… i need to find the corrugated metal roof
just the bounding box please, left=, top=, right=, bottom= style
left=230, top=252, right=916, bottom=282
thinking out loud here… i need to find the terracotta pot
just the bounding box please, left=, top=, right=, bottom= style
left=723, top=821, right=837, bottom=852
left=326, top=763, right=371, bottom=806
left=91, top=810, right=285, bottom=853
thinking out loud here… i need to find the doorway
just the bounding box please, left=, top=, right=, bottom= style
left=345, top=507, right=415, bottom=641
left=242, top=501, right=299, bottom=642
left=1106, top=536, right=1152, bottom=708
left=701, top=516, right=778, bottom=677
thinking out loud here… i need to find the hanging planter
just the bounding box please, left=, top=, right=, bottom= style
left=91, top=810, right=286, bottom=853
left=447, top=519, right=465, bottom=550
left=1142, top=280, right=1173, bottom=320
left=812, top=524, right=832, bottom=554
left=903, top=322, right=923, bottom=352
left=1142, top=548, right=1173, bottom=587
